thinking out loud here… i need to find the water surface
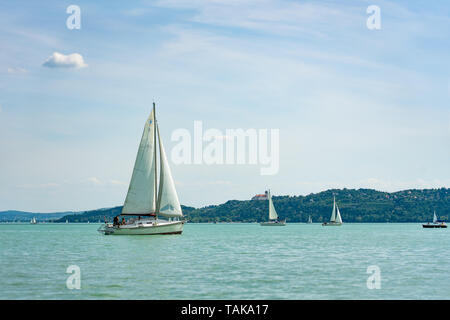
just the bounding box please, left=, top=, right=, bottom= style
left=0, top=223, right=448, bottom=299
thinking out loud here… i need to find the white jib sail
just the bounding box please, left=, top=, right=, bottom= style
left=330, top=197, right=336, bottom=222
left=122, top=110, right=157, bottom=214
left=336, top=204, right=343, bottom=224
left=268, top=190, right=278, bottom=220
left=156, top=123, right=183, bottom=217
left=433, top=211, right=437, bottom=223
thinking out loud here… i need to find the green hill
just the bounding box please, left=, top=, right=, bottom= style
left=54, top=188, right=449, bottom=223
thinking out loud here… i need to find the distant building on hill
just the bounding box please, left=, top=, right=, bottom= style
left=252, top=191, right=268, bottom=200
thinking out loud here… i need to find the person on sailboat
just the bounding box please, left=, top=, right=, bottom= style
left=113, top=216, right=119, bottom=226
left=121, top=217, right=126, bottom=225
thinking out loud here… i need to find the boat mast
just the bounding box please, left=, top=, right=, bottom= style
left=153, top=102, right=158, bottom=219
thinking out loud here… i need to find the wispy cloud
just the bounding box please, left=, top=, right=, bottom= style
left=155, top=0, right=360, bottom=37
left=87, top=177, right=102, bottom=185
left=86, top=177, right=127, bottom=187
left=42, top=52, right=88, bottom=69
left=7, top=67, right=27, bottom=74
left=363, top=178, right=450, bottom=192
left=18, top=182, right=60, bottom=189
left=109, top=179, right=127, bottom=186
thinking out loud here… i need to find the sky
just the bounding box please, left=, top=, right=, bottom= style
left=0, top=0, right=449, bottom=212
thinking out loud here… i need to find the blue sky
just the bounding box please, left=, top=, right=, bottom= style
left=0, top=0, right=449, bottom=212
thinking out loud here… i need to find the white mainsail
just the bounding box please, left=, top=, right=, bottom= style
left=268, top=190, right=278, bottom=220
left=433, top=211, right=437, bottom=223
left=122, top=110, right=157, bottom=214
left=330, top=197, right=336, bottom=222
left=156, top=123, right=183, bottom=217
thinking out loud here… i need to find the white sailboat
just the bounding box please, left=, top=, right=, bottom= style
left=322, top=196, right=342, bottom=226
left=98, top=103, right=185, bottom=235
left=260, top=190, right=286, bottom=226
left=30, top=217, right=37, bottom=224
left=422, top=210, right=447, bottom=228
left=307, top=215, right=312, bottom=224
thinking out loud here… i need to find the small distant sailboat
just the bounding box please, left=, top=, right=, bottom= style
left=422, top=211, right=447, bottom=228
left=98, top=103, right=185, bottom=235
left=322, top=197, right=342, bottom=226
left=307, top=215, right=312, bottom=224
left=260, top=190, right=286, bottom=226
left=66, top=219, right=68, bottom=224
left=30, top=217, right=37, bottom=224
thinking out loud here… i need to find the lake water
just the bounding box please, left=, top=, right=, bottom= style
left=0, top=223, right=448, bottom=299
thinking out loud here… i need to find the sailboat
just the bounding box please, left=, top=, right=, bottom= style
left=30, top=217, right=37, bottom=224
left=307, top=215, right=312, bottom=224
left=260, top=190, right=286, bottom=226
left=422, top=210, right=447, bottom=228
left=322, top=196, right=342, bottom=226
left=66, top=219, right=68, bottom=224
left=98, top=103, right=185, bottom=235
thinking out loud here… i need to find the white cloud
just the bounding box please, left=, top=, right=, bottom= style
left=18, top=182, right=60, bottom=189
left=42, top=52, right=87, bottom=69
left=362, top=178, right=450, bottom=192
left=87, top=177, right=102, bottom=185
left=109, top=179, right=127, bottom=186
left=87, top=177, right=127, bottom=187
left=7, top=67, right=27, bottom=74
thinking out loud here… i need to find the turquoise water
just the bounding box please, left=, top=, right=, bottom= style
left=0, top=223, right=449, bottom=299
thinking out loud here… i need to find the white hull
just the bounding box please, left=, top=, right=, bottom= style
left=260, top=220, right=286, bottom=226
left=98, top=219, right=185, bottom=235
left=322, top=222, right=342, bottom=226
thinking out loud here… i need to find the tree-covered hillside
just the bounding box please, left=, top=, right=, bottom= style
left=55, top=188, right=450, bottom=223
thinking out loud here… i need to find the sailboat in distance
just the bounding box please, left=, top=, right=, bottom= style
left=422, top=210, right=447, bottom=228
left=307, top=215, right=312, bottom=224
left=322, top=196, right=343, bottom=226
left=98, top=103, right=185, bottom=235
left=260, top=190, right=286, bottom=226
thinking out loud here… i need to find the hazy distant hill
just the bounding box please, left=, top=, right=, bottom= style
left=0, top=210, right=81, bottom=222
left=45, top=188, right=450, bottom=223
left=53, top=205, right=197, bottom=223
